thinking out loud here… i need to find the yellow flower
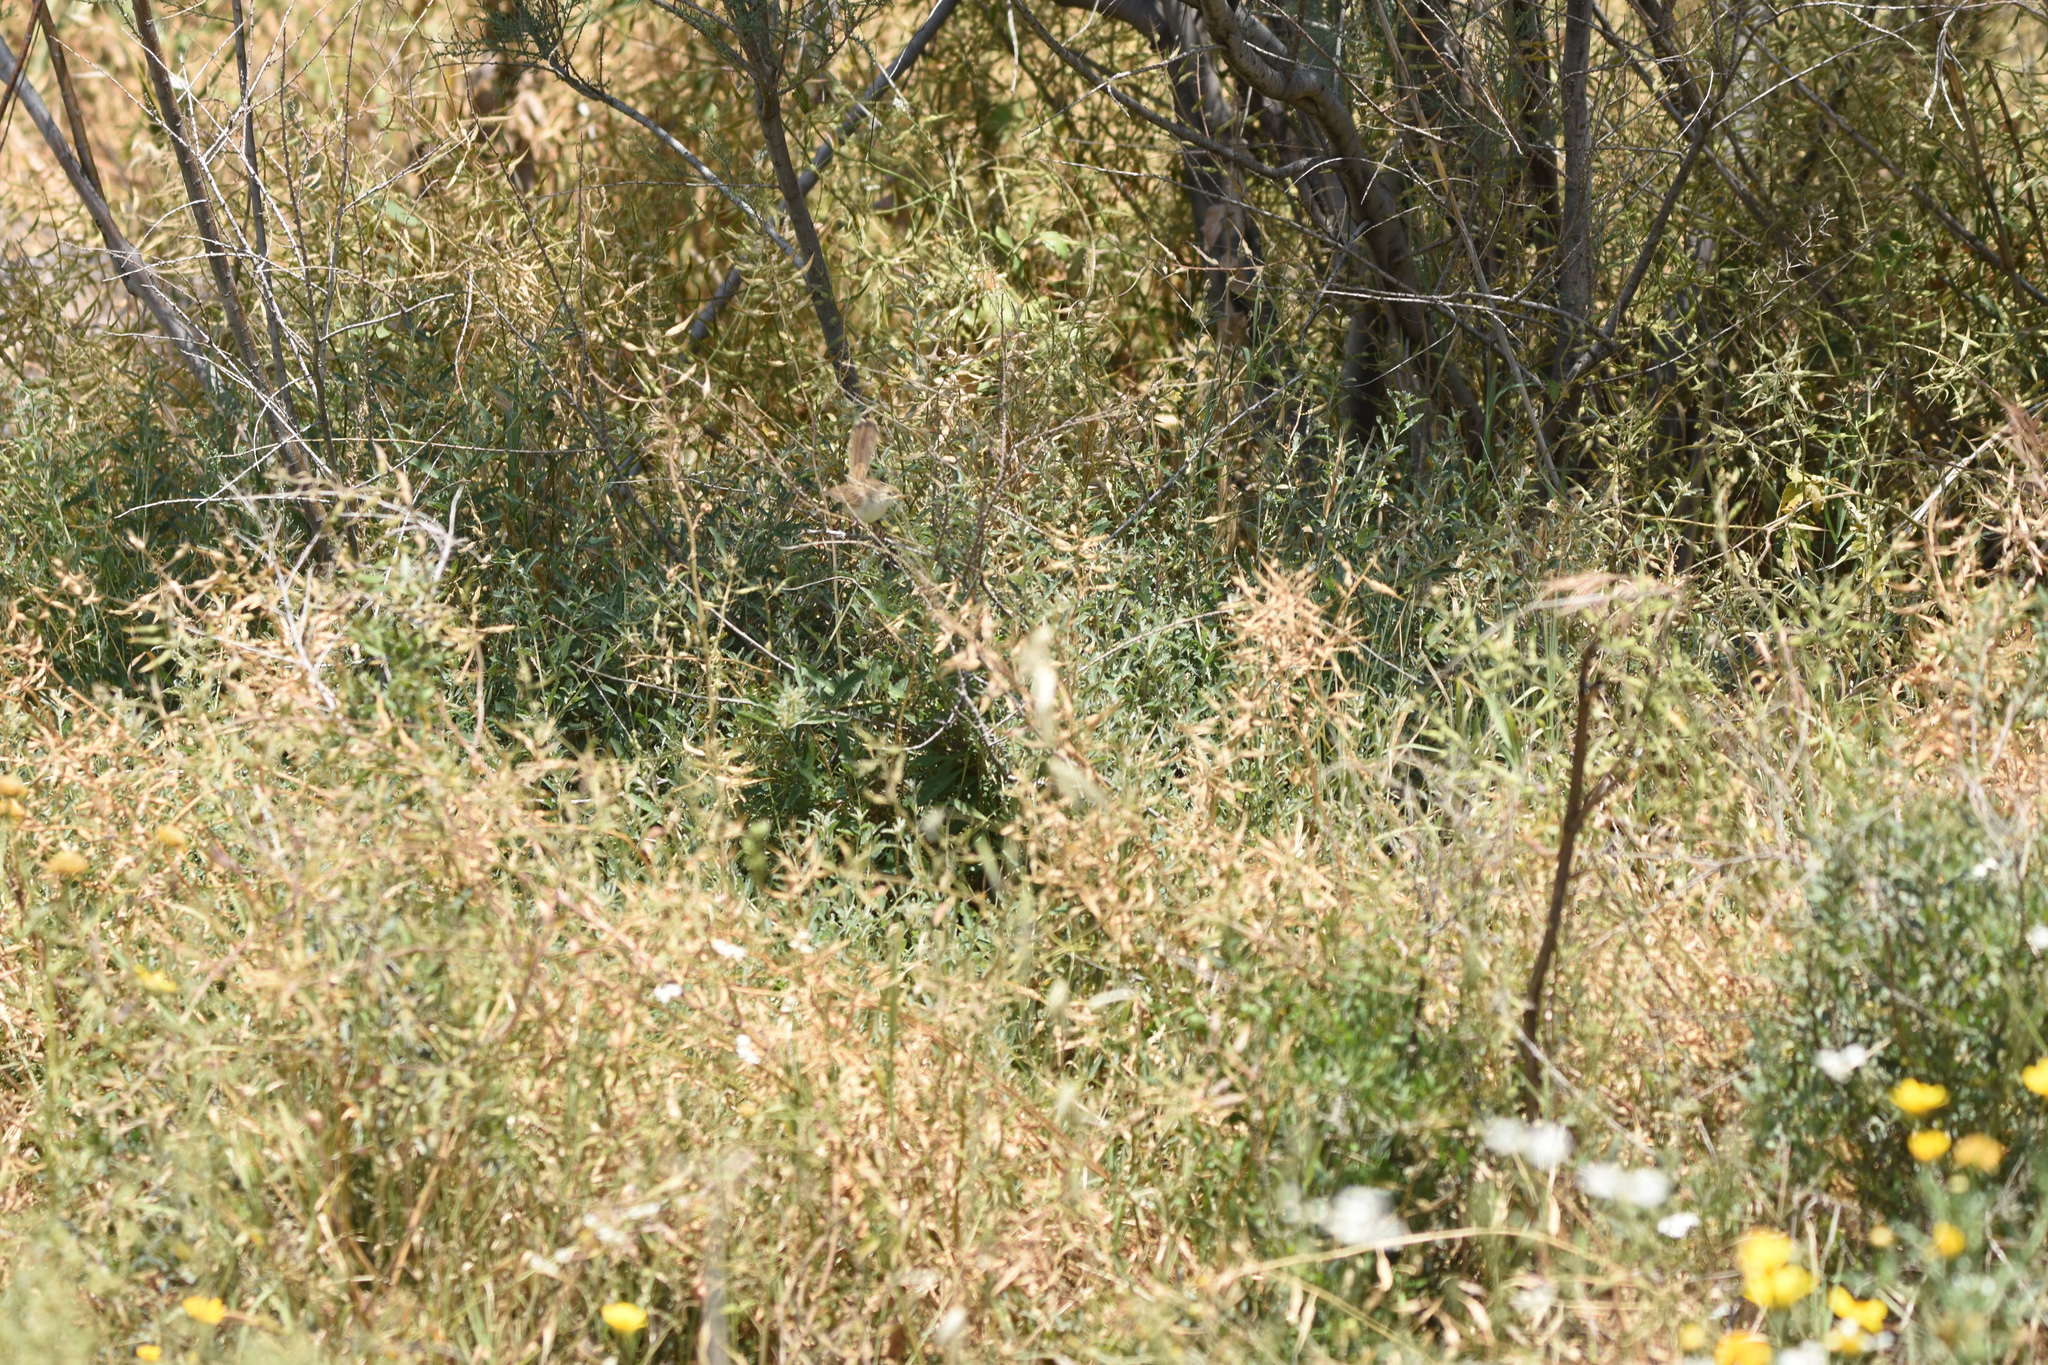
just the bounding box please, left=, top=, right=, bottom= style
left=1908, top=1129, right=1951, bottom=1162
left=153, top=825, right=190, bottom=852
left=1952, top=1133, right=2004, bottom=1173
left=1930, top=1221, right=1966, bottom=1259
left=600, top=1301, right=648, bottom=1334
left=181, top=1295, right=227, bottom=1325
left=1890, top=1078, right=1949, bottom=1116
left=1678, top=1322, right=1709, bottom=1353
left=0, top=797, right=25, bottom=824
left=1829, top=1286, right=1887, bottom=1334
left=136, top=1349, right=163, bottom=1363
left=1714, top=1330, right=1773, bottom=1365
left=1736, top=1228, right=1795, bottom=1278
left=0, top=775, right=26, bottom=800
left=1735, top=1230, right=1816, bottom=1308
left=134, top=965, right=178, bottom=996
left=2024, top=1058, right=2048, bottom=1096
left=1745, top=1262, right=1816, bottom=1309
left=44, top=849, right=88, bottom=881
left=1868, top=1223, right=1895, bottom=1249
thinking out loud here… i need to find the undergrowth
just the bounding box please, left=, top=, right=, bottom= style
left=6, top=0, right=2048, bottom=1358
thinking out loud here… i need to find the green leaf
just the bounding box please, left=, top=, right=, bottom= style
left=377, top=197, right=425, bottom=231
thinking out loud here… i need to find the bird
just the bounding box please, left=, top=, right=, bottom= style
left=825, top=418, right=901, bottom=526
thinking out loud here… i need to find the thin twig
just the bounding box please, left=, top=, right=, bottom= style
left=132, top=0, right=270, bottom=399
left=1772, top=56, right=2048, bottom=309
left=131, top=0, right=325, bottom=542
left=228, top=0, right=297, bottom=449
left=0, top=31, right=217, bottom=390
left=1519, top=643, right=1604, bottom=1119
left=688, top=0, right=964, bottom=342
left=536, top=52, right=799, bottom=261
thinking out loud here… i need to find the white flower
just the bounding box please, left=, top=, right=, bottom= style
left=1316, top=1186, right=1406, bottom=1249
left=1576, top=1162, right=1670, bottom=1208
left=734, top=1032, right=763, bottom=1066
left=1481, top=1117, right=1573, bottom=1169
left=1817, top=1043, right=1875, bottom=1082
left=578, top=1209, right=632, bottom=1249
left=1508, top=1279, right=1556, bottom=1317
left=2028, top=923, right=2048, bottom=954
left=1617, top=1168, right=1672, bottom=1209
left=1657, top=1211, right=1702, bottom=1239
left=1482, top=1116, right=1530, bottom=1157
left=1778, top=1341, right=1827, bottom=1365
left=1970, top=856, right=1999, bottom=880
left=1521, top=1121, right=1574, bottom=1171
left=650, top=982, right=684, bottom=1005
left=710, top=938, right=748, bottom=961
left=1576, top=1162, right=1622, bottom=1200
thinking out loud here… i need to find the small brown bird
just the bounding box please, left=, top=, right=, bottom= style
left=826, top=418, right=902, bottom=526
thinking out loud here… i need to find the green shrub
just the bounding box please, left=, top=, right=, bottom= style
left=1750, top=794, right=2048, bottom=1213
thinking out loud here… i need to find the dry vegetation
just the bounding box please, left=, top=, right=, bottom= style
left=6, top=0, right=2048, bottom=1359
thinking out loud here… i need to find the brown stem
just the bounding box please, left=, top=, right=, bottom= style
left=689, top=0, right=964, bottom=343
left=1519, top=643, right=1601, bottom=1118
left=131, top=0, right=267, bottom=391
left=227, top=0, right=293, bottom=417
left=36, top=2, right=105, bottom=197
left=1506, top=0, right=1559, bottom=254
left=739, top=18, right=861, bottom=402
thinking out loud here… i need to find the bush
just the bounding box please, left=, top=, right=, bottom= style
left=1750, top=793, right=2048, bottom=1213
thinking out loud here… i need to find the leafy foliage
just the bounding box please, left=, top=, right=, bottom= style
left=1751, top=791, right=2048, bottom=1214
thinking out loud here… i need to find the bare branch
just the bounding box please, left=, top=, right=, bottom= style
left=535, top=52, right=801, bottom=262
left=688, top=0, right=965, bottom=342
left=0, top=30, right=218, bottom=391
left=736, top=1, right=862, bottom=401
left=1556, top=0, right=1595, bottom=334
left=1178, top=0, right=1484, bottom=454
left=131, top=0, right=325, bottom=524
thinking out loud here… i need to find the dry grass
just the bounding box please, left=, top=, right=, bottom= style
left=7, top=0, right=2048, bottom=1359
left=0, top=510, right=2034, bottom=1360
